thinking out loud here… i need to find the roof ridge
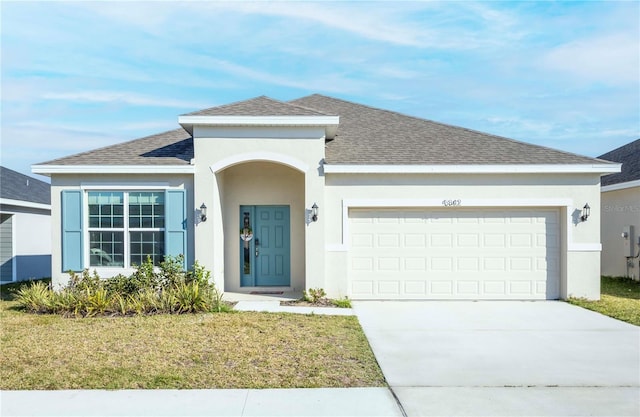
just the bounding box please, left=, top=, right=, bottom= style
left=183, top=95, right=334, bottom=117
left=295, top=94, right=610, bottom=164
left=282, top=98, right=336, bottom=116
left=35, top=128, right=189, bottom=166
left=181, top=96, right=270, bottom=116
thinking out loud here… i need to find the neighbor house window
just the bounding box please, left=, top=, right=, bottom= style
left=88, top=191, right=165, bottom=268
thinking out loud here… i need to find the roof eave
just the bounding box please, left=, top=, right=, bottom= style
left=32, top=165, right=195, bottom=176
left=178, top=115, right=340, bottom=139
left=0, top=197, right=51, bottom=211
left=601, top=179, right=640, bottom=192
left=323, top=163, right=622, bottom=174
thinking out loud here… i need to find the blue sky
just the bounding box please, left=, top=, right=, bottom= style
left=1, top=1, right=638, bottom=178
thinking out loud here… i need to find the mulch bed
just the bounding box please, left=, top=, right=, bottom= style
left=280, top=298, right=336, bottom=307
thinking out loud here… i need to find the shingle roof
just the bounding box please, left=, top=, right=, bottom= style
left=38, top=128, right=192, bottom=166
left=0, top=166, right=50, bottom=205
left=598, top=139, right=640, bottom=186
left=37, top=94, right=611, bottom=168
left=291, top=94, right=606, bottom=165
left=183, top=95, right=334, bottom=117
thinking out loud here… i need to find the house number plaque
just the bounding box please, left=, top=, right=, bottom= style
left=442, top=199, right=462, bottom=207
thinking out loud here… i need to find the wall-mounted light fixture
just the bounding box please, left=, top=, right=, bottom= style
left=311, top=203, right=319, bottom=222
left=200, top=203, right=208, bottom=222
left=580, top=203, right=590, bottom=222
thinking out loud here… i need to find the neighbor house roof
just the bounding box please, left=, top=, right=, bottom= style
left=0, top=166, right=50, bottom=205
left=598, top=139, right=640, bottom=186
left=34, top=94, right=614, bottom=170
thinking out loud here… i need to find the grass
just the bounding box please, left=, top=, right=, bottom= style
left=0, top=281, right=385, bottom=390
left=568, top=276, right=640, bottom=326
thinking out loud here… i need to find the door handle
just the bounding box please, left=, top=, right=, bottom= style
left=255, top=248, right=259, bottom=257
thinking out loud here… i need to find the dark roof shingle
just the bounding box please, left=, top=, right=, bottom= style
left=291, top=94, right=605, bottom=165
left=0, top=166, right=50, bottom=205
left=38, top=128, right=192, bottom=166
left=598, top=139, right=640, bottom=186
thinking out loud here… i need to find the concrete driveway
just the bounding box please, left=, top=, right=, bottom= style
left=354, top=301, right=640, bottom=417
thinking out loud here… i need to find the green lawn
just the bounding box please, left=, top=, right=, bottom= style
left=0, top=281, right=385, bottom=390
left=568, top=276, right=640, bottom=326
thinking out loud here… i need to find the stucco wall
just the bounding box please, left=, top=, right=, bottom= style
left=323, top=172, right=603, bottom=300
left=601, top=186, right=640, bottom=278
left=192, top=126, right=326, bottom=292
left=49, top=174, right=194, bottom=288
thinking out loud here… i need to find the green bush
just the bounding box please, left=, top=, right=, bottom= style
left=14, top=281, right=54, bottom=313
left=158, top=255, right=185, bottom=288
left=13, top=258, right=228, bottom=317
left=332, top=297, right=352, bottom=308
left=302, top=288, right=327, bottom=303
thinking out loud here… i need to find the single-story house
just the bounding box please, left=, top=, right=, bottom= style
left=0, top=166, right=52, bottom=282
left=33, top=94, right=620, bottom=300
left=598, top=139, right=640, bottom=279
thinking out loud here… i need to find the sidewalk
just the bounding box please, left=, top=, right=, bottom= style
left=1, top=388, right=403, bottom=417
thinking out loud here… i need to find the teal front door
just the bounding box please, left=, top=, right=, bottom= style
left=240, top=205, right=290, bottom=287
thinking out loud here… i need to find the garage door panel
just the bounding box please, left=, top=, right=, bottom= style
left=349, top=208, right=560, bottom=300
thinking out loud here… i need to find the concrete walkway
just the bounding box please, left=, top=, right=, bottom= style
left=234, top=300, right=354, bottom=315
left=1, top=388, right=403, bottom=416
left=354, top=300, right=640, bottom=417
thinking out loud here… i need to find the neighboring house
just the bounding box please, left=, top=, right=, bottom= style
left=33, top=95, right=620, bottom=300
left=598, top=139, right=640, bottom=279
left=0, top=166, right=52, bottom=282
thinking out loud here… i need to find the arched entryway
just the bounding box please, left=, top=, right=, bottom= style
left=216, top=161, right=305, bottom=292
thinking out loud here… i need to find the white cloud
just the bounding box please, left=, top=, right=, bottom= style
left=41, top=91, right=205, bottom=109
left=542, top=33, right=639, bottom=85
left=3, top=122, right=124, bottom=152
left=176, top=54, right=373, bottom=94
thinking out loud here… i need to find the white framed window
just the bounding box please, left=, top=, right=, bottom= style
left=87, top=191, right=165, bottom=268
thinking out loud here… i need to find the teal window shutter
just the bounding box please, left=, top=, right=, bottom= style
left=61, top=190, right=84, bottom=272
left=165, top=189, right=187, bottom=269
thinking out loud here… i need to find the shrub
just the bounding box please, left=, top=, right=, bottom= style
left=302, top=288, right=327, bottom=303
left=52, top=288, right=81, bottom=316
left=14, top=281, right=54, bottom=313
left=158, top=288, right=178, bottom=314
left=187, top=260, right=211, bottom=286
left=332, top=297, right=352, bottom=308
left=173, top=281, right=207, bottom=313
left=14, top=258, right=227, bottom=317
left=111, top=293, right=128, bottom=316
left=84, top=287, right=110, bottom=317
left=128, top=256, right=160, bottom=292
left=68, top=269, right=103, bottom=293
left=104, top=274, right=139, bottom=297
left=158, top=255, right=185, bottom=288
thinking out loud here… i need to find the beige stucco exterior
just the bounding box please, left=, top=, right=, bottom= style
left=46, top=125, right=608, bottom=300
left=323, top=173, right=603, bottom=300
left=192, top=126, right=326, bottom=293
left=49, top=173, right=194, bottom=287
left=601, top=185, right=640, bottom=278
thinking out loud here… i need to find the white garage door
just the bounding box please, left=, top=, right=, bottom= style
left=348, top=208, right=560, bottom=300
